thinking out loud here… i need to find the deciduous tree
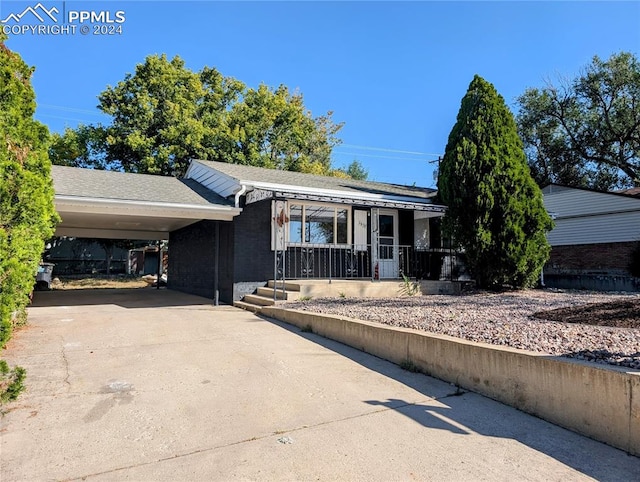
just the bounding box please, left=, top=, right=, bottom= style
left=97, top=54, right=244, bottom=176
left=517, top=52, right=640, bottom=190
left=48, top=125, right=109, bottom=169
left=215, top=83, right=343, bottom=174
left=438, top=75, right=552, bottom=289
left=51, top=54, right=346, bottom=178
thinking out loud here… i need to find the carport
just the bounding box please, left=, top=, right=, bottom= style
left=51, top=165, right=242, bottom=300
left=53, top=165, right=240, bottom=240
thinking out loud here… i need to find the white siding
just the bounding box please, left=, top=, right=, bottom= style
left=544, top=189, right=640, bottom=217
left=185, top=161, right=241, bottom=198
left=548, top=211, right=640, bottom=246
left=543, top=187, right=640, bottom=246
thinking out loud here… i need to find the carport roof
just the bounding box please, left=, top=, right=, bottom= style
left=52, top=166, right=241, bottom=240
left=53, top=165, right=232, bottom=206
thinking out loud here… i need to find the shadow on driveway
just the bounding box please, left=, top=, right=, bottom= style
left=30, top=288, right=216, bottom=309
left=262, top=315, right=640, bottom=482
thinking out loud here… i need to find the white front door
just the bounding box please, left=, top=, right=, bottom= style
left=377, top=209, right=398, bottom=278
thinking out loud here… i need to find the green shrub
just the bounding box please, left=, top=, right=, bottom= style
left=398, top=274, right=420, bottom=297
left=0, top=35, right=58, bottom=347
left=0, top=360, right=26, bottom=404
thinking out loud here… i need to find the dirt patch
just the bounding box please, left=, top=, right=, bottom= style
left=533, top=298, right=640, bottom=328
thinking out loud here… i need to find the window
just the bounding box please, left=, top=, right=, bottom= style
left=306, top=205, right=335, bottom=243
left=288, top=203, right=351, bottom=245
left=289, top=205, right=303, bottom=243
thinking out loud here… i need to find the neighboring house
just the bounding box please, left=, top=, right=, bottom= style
left=49, top=162, right=452, bottom=303
left=542, top=184, right=640, bottom=291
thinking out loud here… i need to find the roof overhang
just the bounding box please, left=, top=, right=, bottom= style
left=245, top=187, right=445, bottom=213
left=185, top=160, right=440, bottom=210
left=54, top=195, right=242, bottom=240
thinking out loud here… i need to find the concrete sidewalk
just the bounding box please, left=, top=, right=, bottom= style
left=1, top=289, right=638, bottom=481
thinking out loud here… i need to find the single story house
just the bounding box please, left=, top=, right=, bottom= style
left=52, top=161, right=452, bottom=303
left=542, top=183, right=640, bottom=290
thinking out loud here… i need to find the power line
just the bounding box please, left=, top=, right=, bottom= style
left=333, top=151, right=437, bottom=162
left=36, top=113, right=97, bottom=124
left=38, top=103, right=106, bottom=116
left=338, top=144, right=442, bottom=157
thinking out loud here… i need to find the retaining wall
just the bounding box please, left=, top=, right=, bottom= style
left=261, top=306, right=640, bottom=456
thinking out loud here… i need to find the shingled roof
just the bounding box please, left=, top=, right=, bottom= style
left=51, top=166, right=240, bottom=239
left=191, top=160, right=436, bottom=201
left=52, top=165, right=232, bottom=206
left=617, top=187, right=640, bottom=198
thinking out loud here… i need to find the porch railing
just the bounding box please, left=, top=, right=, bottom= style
left=279, top=244, right=465, bottom=281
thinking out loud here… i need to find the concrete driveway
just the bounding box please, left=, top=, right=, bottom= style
left=1, top=289, right=638, bottom=481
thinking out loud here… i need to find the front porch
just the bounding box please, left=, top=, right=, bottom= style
left=279, top=244, right=467, bottom=281
left=234, top=278, right=465, bottom=313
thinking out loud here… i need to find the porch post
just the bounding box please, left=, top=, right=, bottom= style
left=272, top=200, right=288, bottom=300
left=156, top=240, right=161, bottom=290
left=371, top=208, right=379, bottom=281
left=214, top=222, right=219, bottom=306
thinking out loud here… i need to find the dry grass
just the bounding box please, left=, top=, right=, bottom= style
left=53, top=277, right=148, bottom=290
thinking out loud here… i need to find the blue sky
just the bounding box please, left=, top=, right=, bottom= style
left=2, top=1, right=639, bottom=186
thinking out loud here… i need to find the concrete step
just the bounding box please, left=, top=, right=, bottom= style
left=267, top=280, right=302, bottom=292
left=256, top=287, right=299, bottom=300
left=233, top=301, right=263, bottom=313
left=243, top=294, right=276, bottom=306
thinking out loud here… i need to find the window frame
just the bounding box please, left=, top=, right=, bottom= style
left=287, top=201, right=352, bottom=246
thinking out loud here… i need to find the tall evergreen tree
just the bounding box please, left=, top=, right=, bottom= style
left=437, top=75, right=553, bottom=289
left=0, top=36, right=58, bottom=345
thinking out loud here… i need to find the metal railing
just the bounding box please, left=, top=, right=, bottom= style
left=280, top=244, right=466, bottom=281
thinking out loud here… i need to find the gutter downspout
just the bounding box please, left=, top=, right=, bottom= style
left=234, top=185, right=247, bottom=208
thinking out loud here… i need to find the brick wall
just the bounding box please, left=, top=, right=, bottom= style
left=167, top=201, right=276, bottom=304
left=546, top=241, right=637, bottom=275
left=168, top=220, right=235, bottom=301
left=232, top=199, right=274, bottom=284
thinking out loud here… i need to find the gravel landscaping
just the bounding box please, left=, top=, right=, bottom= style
left=283, top=289, right=640, bottom=369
